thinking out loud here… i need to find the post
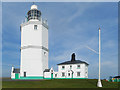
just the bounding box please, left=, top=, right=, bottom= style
left=97, top=27, right=102, bottom=87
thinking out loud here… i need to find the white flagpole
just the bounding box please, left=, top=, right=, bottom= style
left=97, top=27, right=102, bottom=87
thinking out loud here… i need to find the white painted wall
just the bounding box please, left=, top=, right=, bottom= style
left=20, top=48, right=43, bottom=76
left=42, top=25, right=48, bottom=71
left=11, top=73, right=15, bottom=79
left=43, top=63, right=88, bottom=79
left=44, top=72, right=51, bottom=78
left=44, top=68, right=54, bottom=78
left=11, top=67, right=15, bottom=79
left=57, top=63, right=88, bottom=78
left=20, top=19, right=48, bottom=77
left=42, top=49, right=48, bottom=71
left=42, top=24, right=48, bottom=49
left=21, top=23, right=42, bottom=47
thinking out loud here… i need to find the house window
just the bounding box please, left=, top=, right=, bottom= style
left=55, top=74, right=57, bottom=77
left=70, top=65, right=72, bottom=69
left=77, top=72, right=80, bottom=77
left=34, top=25, right=37, bottom=30
left=62, top=72, right=65, bottom=77
left=62, top=66, right=65, bottom=69
left=77, top=65, right=80, bottom=69
left=68, top=73, right=70, bottom=76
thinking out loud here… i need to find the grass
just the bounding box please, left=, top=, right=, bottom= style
left=2, top=79, right=119, bottom=88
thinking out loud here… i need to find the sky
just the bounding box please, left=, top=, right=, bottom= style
left=2, top=2, right=118, bottom=79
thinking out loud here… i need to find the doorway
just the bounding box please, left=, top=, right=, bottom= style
left=51, top=73, right=53, bottom=79
left=24, top=72, right=26, bottom=77
left=15, top=73, right=19, bottom=79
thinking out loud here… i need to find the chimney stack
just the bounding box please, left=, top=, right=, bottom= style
left=71, top=53, right=75, bottom=62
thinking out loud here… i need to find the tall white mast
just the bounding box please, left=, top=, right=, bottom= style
left=97, top=27, right=102, bottom=87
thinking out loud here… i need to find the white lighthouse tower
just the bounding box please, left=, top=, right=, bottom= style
left=20, top=4, right=48, bottom=79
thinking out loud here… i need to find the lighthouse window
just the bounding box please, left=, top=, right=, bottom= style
left=34, top=25, right=37, bottom=30
left=44, top=52, right=46, bottom=55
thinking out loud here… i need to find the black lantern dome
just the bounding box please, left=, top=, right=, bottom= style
left=27, top=5, right=41, bottom=21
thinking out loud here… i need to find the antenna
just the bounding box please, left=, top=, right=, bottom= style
left=97, top=26, right=102, bottom=87
left=86, top=46, right=98, bottom=54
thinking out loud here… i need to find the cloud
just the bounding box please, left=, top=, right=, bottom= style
left=101, top=61, right=117, bottom=68
left=3, top=41, right=20, bottom=50
left=2, top=50, right=20, bottom=64
left=58, top=3, right=99, bottom=24
left=103, top=40, right=117, bottom=49
left=88, top=58, right=118, bottom=79
left=49, top=37, right=98, bottom=62
left=86, top=46, right=98, bottom=54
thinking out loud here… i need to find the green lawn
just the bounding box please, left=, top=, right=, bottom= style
left=2, top=79, right=119, bottom=88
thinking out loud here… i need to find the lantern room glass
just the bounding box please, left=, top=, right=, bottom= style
left=27, top=9, right=41, bottom=21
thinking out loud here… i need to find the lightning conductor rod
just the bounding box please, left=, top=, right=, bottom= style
left=97, top=27, right=102, bottom=87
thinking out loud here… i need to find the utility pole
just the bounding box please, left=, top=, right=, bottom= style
left=97, top=27, right=102, bottom=87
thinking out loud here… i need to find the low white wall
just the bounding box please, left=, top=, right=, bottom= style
left=44, top=72, right=51, bottom=78
left=11, top=72, right=15, bottom=79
